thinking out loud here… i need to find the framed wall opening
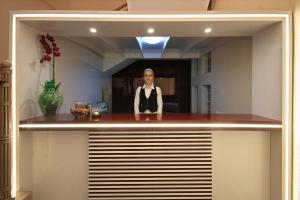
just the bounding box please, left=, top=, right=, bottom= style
left=10, top=12, right=292, bottom=200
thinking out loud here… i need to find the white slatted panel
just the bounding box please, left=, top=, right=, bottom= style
left=89, top=131, right=212, bottom=200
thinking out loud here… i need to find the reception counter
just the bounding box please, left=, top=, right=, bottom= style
left=19, top=113, right=282, bottom=131
left=18, top=114, right=282, bottom=200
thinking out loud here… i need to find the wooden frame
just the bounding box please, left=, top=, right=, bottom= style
left=0, top=61, right=12, bottom=200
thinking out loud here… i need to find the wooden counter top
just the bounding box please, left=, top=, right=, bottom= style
left=19, top=114, right=282, bottom=131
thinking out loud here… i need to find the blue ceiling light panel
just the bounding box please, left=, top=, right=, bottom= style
left=136, top=36, right=170, bottom=58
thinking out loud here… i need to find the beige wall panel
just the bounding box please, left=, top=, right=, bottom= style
left=20, top=131, right=89, bottom=200
left=211, top=0, right=293, bottom=11
left=69, top=0, right=126, bottom=10
left=211, top=38, right=252, bottom=114
left=252, top=23, right=282, bottom=120
left=270, top=131, right=282, bottom=200
left=212, top=131, right=270, bottom=200
left=19, top=130, right=280, bottom=200
left=127, top=0, right=210, bottom=11
left=19, top=132, right=33, bottom=192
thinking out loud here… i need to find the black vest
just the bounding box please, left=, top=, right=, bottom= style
left=139, top=86, right=158, bottom=113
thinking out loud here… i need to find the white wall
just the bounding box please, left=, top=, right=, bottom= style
left=17, top=22, right=51, bottom=120
left=17, top=22, right=111, bottom=120
left=211, top=38, right=252, bottom=114
left=252, top=23, right=282, bottom=120
left=191, top=25, right=282, bottom=119
left=55, top=37, right=111, bottom=112
left=191, top=37, right=252, bottom=114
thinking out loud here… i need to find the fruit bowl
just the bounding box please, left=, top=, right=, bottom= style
left=70, top=102, right=90, bottom=119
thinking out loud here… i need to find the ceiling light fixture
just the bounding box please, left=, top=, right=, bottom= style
left=147, top=28, right=155, bottom=34
left=136, top=36, right=170, bottom=58
left=140, top=36, right=168, bottom=45
left=89, top=27, right=97, bottom=33
left=204, top=27, right=212, bottom=34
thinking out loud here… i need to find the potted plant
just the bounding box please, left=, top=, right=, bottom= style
left=38, top=34, right=63, bottom=117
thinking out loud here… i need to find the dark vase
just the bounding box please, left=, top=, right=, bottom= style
left=39, top=79, right=63, bottom=117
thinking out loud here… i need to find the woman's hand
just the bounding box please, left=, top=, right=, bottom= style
left=134, top=114, right=140, bottom=121
left=157, top=114, right=162, bottom=121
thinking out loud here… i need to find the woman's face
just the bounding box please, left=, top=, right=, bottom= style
left=144, top=71, right=154, bottom=85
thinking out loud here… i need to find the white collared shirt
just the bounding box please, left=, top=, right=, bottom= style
left=134, top=84, right=163, bottom=114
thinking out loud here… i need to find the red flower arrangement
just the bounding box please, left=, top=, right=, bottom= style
left=38, top=34, right=63, bottom=117
left=39, top=34, right=61, bottom=79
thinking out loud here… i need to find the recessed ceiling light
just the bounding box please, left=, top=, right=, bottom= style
left=147, top=28, right=155, bottom=34
left=204, top=27, right=212, bottom=34
left=89, top=27, right=97, bottom=33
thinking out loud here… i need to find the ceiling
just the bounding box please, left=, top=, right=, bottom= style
left=25, top=20, right=277, bottom=37
left=24, top=20, right=279, bottom=72
left=65, top=36, right=232, bottom=58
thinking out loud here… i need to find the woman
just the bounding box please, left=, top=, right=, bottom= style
left=134, top=68, right=163, bottom=114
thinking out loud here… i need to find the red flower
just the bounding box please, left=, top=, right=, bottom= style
left=54, top=51, right=61, bottom=57
left=39, top=34, right=61, bottom=63
left=45, top=55, right=52, bottom=61
left=46, top=34, right=55, bottom=42
left=46, top=48, right=52, bottom=54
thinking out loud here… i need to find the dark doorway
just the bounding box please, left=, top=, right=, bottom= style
left=112, top=59, right=191, bottom=113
